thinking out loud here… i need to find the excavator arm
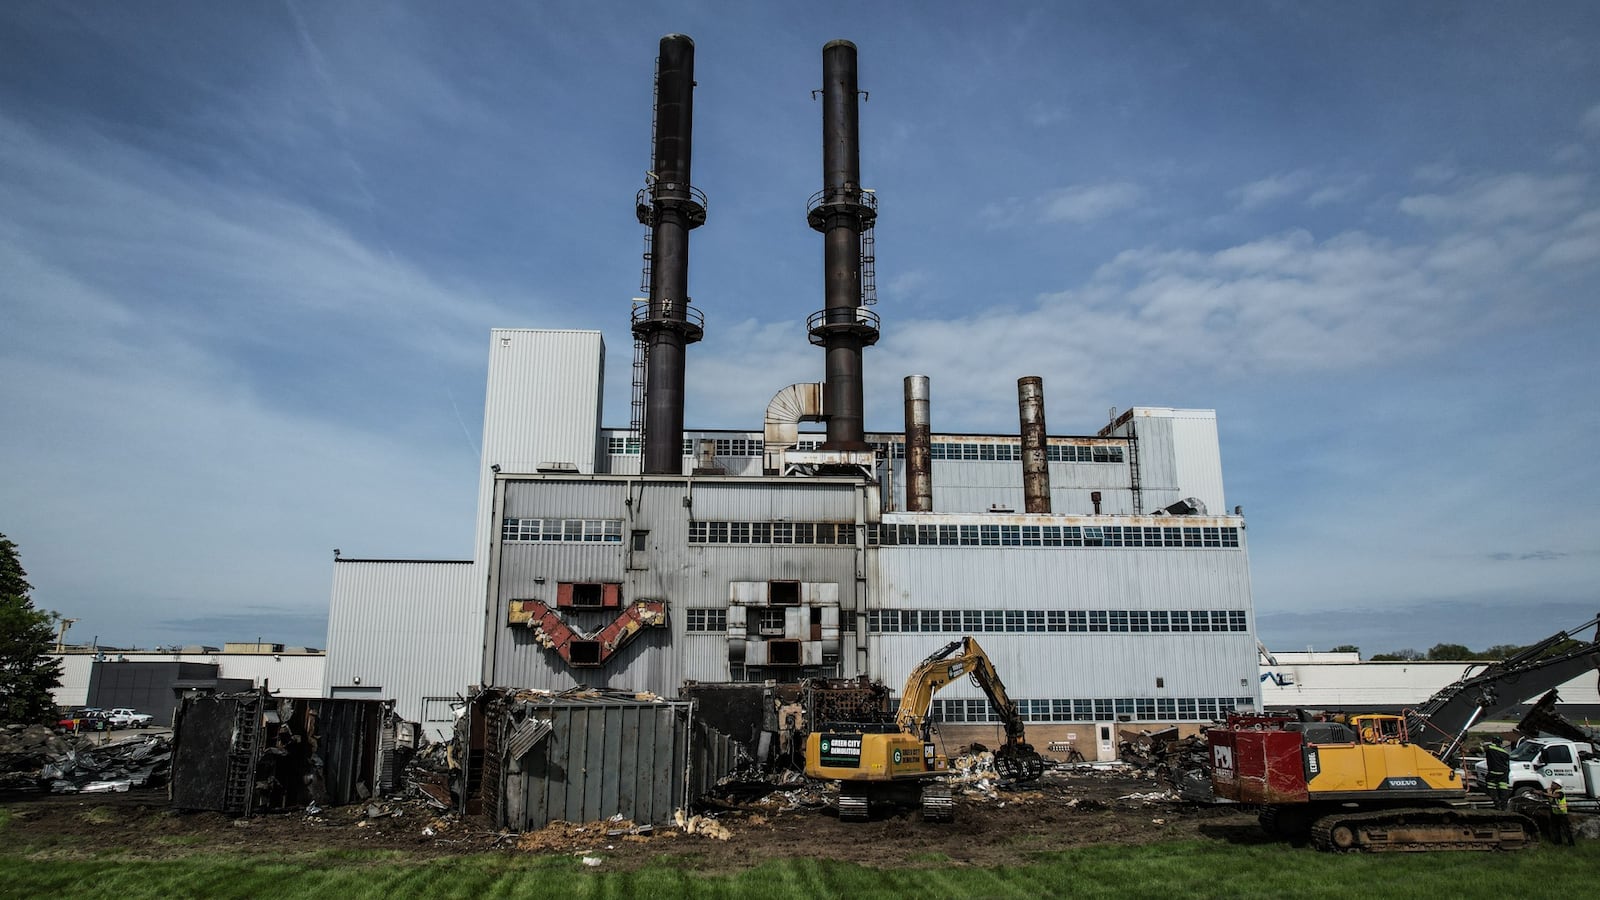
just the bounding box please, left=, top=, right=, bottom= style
left=892, top=636, right=1044, bottom=781
left=1406, top=614, right=1600, bottom=761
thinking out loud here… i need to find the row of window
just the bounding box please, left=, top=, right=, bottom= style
left=932, top=696, right=1255, bottom=723
left=603, top=436, right=1127, bottom=464
left=607, top=437, right=767, bottom=457
left=877, top=523, right=1239, bottom=548
left=685, top=607, right=1249, bottom=635
left=685, top=521, right=1241, bottom=550
left=502, top=518, right=624, bottom=543
left=868, top=608, right=1249, bottom=634
left=685, top=609, right=728, bottom=632
left=919, top=443, right=1125, bottom=463
left=688, top=520, right=859, bottom=545
left=501, top=518, right=1240, bottom=552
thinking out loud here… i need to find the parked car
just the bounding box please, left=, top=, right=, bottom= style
left=56, top=709, right=110, bottom=733
left=106, top=708, right=154, bottom=729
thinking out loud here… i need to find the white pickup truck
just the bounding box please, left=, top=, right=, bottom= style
left=106, top=708, right=154, bottom=729
left=1473, top=736, right=1600, bottom=808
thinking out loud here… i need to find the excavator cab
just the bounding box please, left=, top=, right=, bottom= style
left=1350, top=714, right=1406, bottom=745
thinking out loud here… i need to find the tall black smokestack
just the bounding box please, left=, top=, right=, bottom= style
left=636, top=34, right=706, bottom=474
left=807, top=39, right=879, bottom=451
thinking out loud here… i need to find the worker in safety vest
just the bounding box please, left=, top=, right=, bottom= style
left=1483, top=737, right=1512, bottom=810
left=1547, top=784, right=1575, bottom=846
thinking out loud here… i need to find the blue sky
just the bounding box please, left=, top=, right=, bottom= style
left=2, top=3, right=1597, bottom=656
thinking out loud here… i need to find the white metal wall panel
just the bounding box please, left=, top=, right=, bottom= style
left=49, top=654, right=94, bottom=706
left=870, top=632, right=1259, bottom=706
left=324, top=560, right=480, bottom=740
left=472, top=330, right=604, bottom=565
left=1167, top=411, right=1227, bottom=514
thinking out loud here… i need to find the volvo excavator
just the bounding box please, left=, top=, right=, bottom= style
left=1210, top=614, right=1600, bottom=851
left=804, top=636, right=1045, bottom=822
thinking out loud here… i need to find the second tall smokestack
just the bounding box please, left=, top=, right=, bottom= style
left=637, top=34, right=706, bottom=474
left=807, top=39, right=879, bottom=451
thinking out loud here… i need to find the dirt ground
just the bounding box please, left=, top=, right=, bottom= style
left=1, top=766, right=1265, bottom=871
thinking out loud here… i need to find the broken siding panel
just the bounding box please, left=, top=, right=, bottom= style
left=324, top=560, right=480, bottom=740
left=512, top=701, right=691, bottom=829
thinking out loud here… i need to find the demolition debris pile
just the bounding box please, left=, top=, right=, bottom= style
left=0, top=724, right=172, bottom=794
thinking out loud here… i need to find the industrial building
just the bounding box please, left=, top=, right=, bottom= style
left=324, top=36, right=1261, bottom=751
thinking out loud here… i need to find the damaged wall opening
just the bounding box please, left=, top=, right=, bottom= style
left=767, top=639, right=802, bottom=666
left=558, top=582, right=621, bottom=609
left=769, top=580, right=800, bottom=606
left=568, top=641, right=602, bottom=665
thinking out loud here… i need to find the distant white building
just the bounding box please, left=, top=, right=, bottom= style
left=1259, top=652, right=1600, bottom=719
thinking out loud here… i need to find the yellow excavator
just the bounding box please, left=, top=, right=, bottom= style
left=803, top=636, right=1045, bottom=822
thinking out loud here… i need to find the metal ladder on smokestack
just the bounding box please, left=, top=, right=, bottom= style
left=629, top=63, right=661, bottom=447
left=860, top=226, right=877, bottom=306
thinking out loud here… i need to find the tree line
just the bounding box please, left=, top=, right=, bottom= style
left=1330, top=642, right=1570, bottom=662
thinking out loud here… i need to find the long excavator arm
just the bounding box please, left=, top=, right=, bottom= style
left=892, top=636, right=1044, bottom=781
left=1406, top=614, right=1600, bottom=760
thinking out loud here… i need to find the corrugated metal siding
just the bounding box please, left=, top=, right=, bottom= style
left=48, top=654, right=94, bottom=707
left=871, top=633, right=1259, bottom=702
left=1167, top=412, right=1226, bottom=514
left=872, top=517, right=1256, bottom=708
left=693, top=479, right=860, bottom=521
left=492, top=477, right=865, bottom=690
left=472, top=330, right=604, bottom=565
left=511, top=701, right=691, bottom=829
left=325, top=560, right=480, bottom=740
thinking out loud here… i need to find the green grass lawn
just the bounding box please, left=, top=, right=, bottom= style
left=0, top=839, right=1594, bottom=899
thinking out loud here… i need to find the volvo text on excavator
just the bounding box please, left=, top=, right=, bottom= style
left=803, top=636, right=1045, bottom=822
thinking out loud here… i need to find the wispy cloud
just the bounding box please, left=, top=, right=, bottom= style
left=1041, top=181, right=1143, bottom=224
left=1400, top=172, right=1587, bottom=225
left=1235, top=171, right=1314, bottom=210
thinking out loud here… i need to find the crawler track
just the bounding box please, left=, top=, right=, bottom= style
left=1310, top=806, right=1536, bottom=852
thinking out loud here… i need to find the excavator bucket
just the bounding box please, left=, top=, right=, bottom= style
left=994, top=745, right=1046, bottom=782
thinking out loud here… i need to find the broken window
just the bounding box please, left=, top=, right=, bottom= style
left=556, top=582, right=621, bottom=609
left=767, top=640, right=801, bottom=666
left=769, top=581, right=800, bottom=606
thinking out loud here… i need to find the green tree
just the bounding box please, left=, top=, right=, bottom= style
left=1370, top=648, right=1424, bottom=661
left=1330, top=644, right=1361, bottom=657
left=1426, top=643, right=1477, bottom=660
left=0, top=533, right=62, bottom=724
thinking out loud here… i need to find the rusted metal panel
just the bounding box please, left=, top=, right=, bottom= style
left=1209, top=724, right=1309, bottom=804
left=904, top=375, right=933, bottom=512
left=1017, top=377, right=1051, bottom=513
